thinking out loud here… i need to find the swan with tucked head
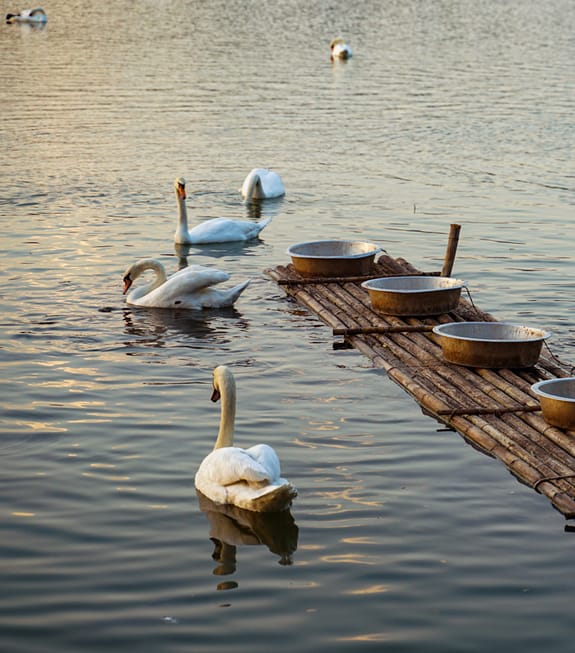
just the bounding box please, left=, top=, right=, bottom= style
left=122, top=259, right=249, bottom=309
left=240, top=168, right=285, bottom=202
left=195, top=366, right=297, bottom=512
left=6, top=7, right=47, bottom=23
left=330, top=37, right=352, bottom=61
left=173, top=177, right=271, bottom=245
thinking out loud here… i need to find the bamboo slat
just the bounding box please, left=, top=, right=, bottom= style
left=266, top=256, right=575, bottom=520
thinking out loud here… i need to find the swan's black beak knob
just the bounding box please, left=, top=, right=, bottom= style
left=122, top=275, right=133, bottom=295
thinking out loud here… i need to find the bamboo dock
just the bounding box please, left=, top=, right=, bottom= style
left=266, top=245, right=575, bottom=520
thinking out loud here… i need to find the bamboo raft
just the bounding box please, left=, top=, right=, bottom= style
left=266, top=246, right=575, bottom=521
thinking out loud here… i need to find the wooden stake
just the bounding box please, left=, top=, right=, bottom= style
left=441, top=223, right=461, bottom=277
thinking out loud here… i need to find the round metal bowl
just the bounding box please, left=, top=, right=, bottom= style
left=432, top=322, right=551, bottom=368
left=361, top=276, right=466, bottom=316
left=287, top=240, right=380, bottom=278
left=531, top=378, right=575, bottom=430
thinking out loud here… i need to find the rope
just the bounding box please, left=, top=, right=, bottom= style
left=533, top=474, right=575, bottom=490
left=463, top=286, right=480, bottom=316
left=543, top=340, right=575, bottom=375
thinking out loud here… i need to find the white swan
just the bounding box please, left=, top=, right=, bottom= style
left=330, top=37, right=352, bottom=61
left=240, top=168, right=285, bottom=202
left=195, top=366, right=297, bottom=512
left=173, top=177, right=271, bottom=245
left=6, top=7, right=47, bottom=23
left=122, top=259, right=250, bottom=309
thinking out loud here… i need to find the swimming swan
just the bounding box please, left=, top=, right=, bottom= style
left=6, top=7, right=47, bottom=23
left=240, top=168, right=285, bottom=202
left=173, top=177, right=271, bottom=245
left=122, top=259, right=250, bottom=309
left=330, top=37, right=352, bottom=60
left=195, top=365, right=297, bottom=512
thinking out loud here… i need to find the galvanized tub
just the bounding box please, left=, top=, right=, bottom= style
left=432, top=322, right=551, bottom=368
left=531, top=378, right=575, bottom=430
left=287, top=240, right=380, bottom=277
left=361, top=276, right=466, bottom=316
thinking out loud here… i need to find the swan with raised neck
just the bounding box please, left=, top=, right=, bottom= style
left=173, top=177, right=271, bottom=245
left=212, top=365, right=237, bottom=450
left=195, top=365, right=297, bottom=512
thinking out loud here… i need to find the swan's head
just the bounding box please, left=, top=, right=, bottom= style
left=122, top=258, right=162, bottom=295
left=330, top=37, right=352, bottom=60
left=174, top=177, right=186, bottom=201
left=122, top=264, right=136, bottom=295
left=211, top=365, right=235, bottom=403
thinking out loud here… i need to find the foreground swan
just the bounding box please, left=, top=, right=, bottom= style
left=195, top=366, right=297, bottom=512
left=240, top=168, right=285, bottom=202
left=6, top=7, right=47, bottom=23
left=122, top=259, right=249, bottom=309
left=330, top=37, right=352, bottom=60
left=173, top=177, right=271, bottom=245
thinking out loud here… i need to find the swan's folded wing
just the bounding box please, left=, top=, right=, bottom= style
left=246, top=444, right=281, bottom=482
left=198, top=448, right=271, bottom=487
left=164, top=266, right=230, bottom=296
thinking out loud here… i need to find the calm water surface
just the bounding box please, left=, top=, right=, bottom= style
left=2, top=1, right=575, bottom=651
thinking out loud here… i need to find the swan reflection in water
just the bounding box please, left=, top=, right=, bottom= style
left=174, top=237, right=270, bottom=267
left=122, top=305, right=249, bottom=349
left=197, top=492, right=299, bottom=591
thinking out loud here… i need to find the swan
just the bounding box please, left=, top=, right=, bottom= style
left=6, top=7, right=47, bottom=23
left=240, top=168, right=285, bottom=202
left=330, top=37, right=352, bottom=61
left=173, top=177, right=271, bottom=245
left=122, top=258, right=250, bottom=309
left=195, top=365, right=297, bottom=512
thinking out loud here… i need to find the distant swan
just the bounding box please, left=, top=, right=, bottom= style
left=240, top=168, right=285, bottom=202
left=122, top=259, right=250, bottom=309
left=6, top=7, right=47, bottom=23
left=195, top=365, right=297, bottom=512
left=173, top=177, right=271, bottom=245
left=330, top=37, right=352, bottom=61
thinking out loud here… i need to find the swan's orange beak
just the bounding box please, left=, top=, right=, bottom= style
left=177, top=184, right=186, bottom=201
left=123, top=276, right=133, bottom=295
left=211, top=386, right=221, bottom=402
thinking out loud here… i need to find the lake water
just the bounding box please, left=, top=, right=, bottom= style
left=2, top=0, right=575, bottom=651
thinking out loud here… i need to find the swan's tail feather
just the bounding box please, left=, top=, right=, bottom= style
left=223, top=279, right=250, bottom=306
left=256, top=217, right=272, bottom=233
left=249, top=483, right=297, bottom=513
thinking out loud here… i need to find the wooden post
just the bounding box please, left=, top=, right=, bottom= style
left=441, top=224, right=461, bottom=277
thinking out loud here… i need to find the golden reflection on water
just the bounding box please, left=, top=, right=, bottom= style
left=81, top=471, right=131, bottom=482
left=344, top=584, right=390, bottom=596
left=315, top=487, right=382, bottom=508
left=341, top=536, right=378, bottom=544
left=18, top=420, right=68, bottom=433
left=321, top=553, right=378, bottom=566
left=337, top=633, right=393, bottom=642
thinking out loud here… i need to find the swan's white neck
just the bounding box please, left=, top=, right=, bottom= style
left=174, top=187, right=190, bottom=242
left=242, top=171, right=262, bottom=201
left=129, top=260, right=167, bottom=300
left=214, top=369, right=237, bottom=449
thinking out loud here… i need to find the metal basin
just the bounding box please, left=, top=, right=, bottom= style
left=287, top=240, right=379, bottom=277
left=432, top=322, right=551, bottom=368
left=531, top=378, right=575, bottom=430
left=361, top=276, right=466, bottom=316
